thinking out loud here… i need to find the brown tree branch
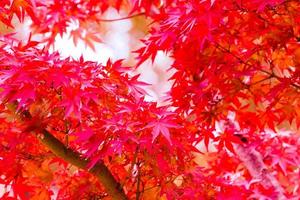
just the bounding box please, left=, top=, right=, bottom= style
left=36, top=129, right=128, bottom=200
left=6, top=101, right=128, bottom=199
left=234, top=144, right=286, bottom=200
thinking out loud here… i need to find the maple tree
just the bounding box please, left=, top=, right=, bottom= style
left=0, top=0, right=300, bottom=199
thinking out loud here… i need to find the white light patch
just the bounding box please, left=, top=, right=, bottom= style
left=53, top=8, right=132, bottom=63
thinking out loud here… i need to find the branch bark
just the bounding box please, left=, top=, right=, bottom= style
left=37, top=129, right=128, bottom=200
left=7, top=103, right=128, bottom=199
left=234, top=144, right=286, bottom=200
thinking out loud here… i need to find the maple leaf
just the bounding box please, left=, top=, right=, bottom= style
left=214, top=129, right=243, bottom=154
left=60, top=86, right=90, bottom=119
left=199, top=127, right=215, bottom=151
left=73, top=128, right=94, bottom=142
left=145, top=115, right=180, bottom=144
left=125, top=74, right=150, bottom=99
left=84, top=32, right=102, bottom=51
left=9, top=0, right=30, bottom=22
left=70, top=28, right=103, bottom=51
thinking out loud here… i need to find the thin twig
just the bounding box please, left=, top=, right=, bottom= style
left=136, top=161, right=141, bottom=200
left=251, top=76, right=274, bottom=85
left=97, top=13, right=145, bottom=22
left=214, top=42, right=300, bottom=90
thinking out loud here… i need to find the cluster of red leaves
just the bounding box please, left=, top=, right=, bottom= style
left=0, top=0, right=171, bottom=48
left=0, top=0, right=300, bottom=199
left=0, top=37, right=197, bottom=199
left=135, top=0, right=300, bottom=198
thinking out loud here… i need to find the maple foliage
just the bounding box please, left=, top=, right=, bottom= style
left=0, top=0, right=300, bottom=199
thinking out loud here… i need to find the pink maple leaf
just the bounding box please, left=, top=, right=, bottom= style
left=145, top=116, right=180, bottom=144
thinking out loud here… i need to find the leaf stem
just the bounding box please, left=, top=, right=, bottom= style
left=136, top=161, right=141, bottom=200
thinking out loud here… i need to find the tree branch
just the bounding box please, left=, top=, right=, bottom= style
left=36, top=129, right=128, bottom=200
left=234, top=144, right=286, bottom=200
left=6, top=101, right=128, bottom=199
